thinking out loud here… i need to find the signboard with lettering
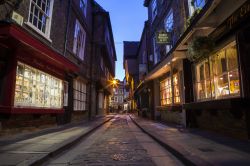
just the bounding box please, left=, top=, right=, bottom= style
left=211, top=1, right=250, bottom=40
left=12, top=11, right=23, bottom=26
left=156, top=30, right=171, bottom=44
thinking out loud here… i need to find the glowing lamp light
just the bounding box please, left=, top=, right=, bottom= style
left=112, top=79, right=117, bottom=85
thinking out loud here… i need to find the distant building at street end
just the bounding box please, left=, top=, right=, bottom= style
left=123, top=41, right=140, bottom=113
left=110, top=80, right=124, bottom=113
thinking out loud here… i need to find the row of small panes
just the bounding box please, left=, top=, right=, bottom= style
left=74, top=100, right=86, bottom=111
left=161, top=96, right=181, bottom=105
left=73, top=81, right=87, bottom=92
left=74, top=91, right=86, bottom=101
left=17, top=63, right=62, bottom=88
left=15, top=81, right=61, bottom=96
left=15, top=91, right=62, bottom=107
left=160, top=75, right=178, bottom=90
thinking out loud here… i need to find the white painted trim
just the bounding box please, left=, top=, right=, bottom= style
left=25, top=22, right=52, bottom=43
left=27, top=0, right=54, bottom=41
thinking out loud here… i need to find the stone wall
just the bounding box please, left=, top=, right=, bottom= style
left=160, top=111, right=183, bottom=125
left=193, top=109, right=247, bottom=139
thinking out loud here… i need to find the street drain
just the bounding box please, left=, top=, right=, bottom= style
left=198, top=148, right=214, bottom=152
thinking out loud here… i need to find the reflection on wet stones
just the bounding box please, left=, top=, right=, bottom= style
left=69, top=117, right=155, bottom=165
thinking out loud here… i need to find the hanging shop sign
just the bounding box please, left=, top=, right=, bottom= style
left=156, top=30, right=171, bottom=44
left=11, top=11, right=23, bottom=26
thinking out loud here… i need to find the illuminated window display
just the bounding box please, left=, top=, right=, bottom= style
left=73, top=80, right=87, bottom=111
left=160, top=77, right=172, bottom=105
left=173, top=74, right=181, bottom=103
left=15, top=62, right=63, bottom=108
left=195, top=42, right=240, bottom=100
left=160, top=74, right=180, bottom=106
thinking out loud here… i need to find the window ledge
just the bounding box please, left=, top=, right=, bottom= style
left=24, top=22, right=52, bottom=43
left=183, top=97, right=248, bottom=110
left=156, top=105, right=182, bottom=112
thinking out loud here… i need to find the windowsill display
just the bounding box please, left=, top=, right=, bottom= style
left=195, top=42, right=240, bottom=101
left=160, top=73, right=181, bottom=106
left=14, top=62, right=63, bottom=109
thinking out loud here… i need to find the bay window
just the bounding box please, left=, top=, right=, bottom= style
left=195, top=42, right=240, bottom=101
left=15, top=62, right=63, bottom=108
left=160, top=77, right=172, bottom=105
left=173, top=74, right=181, bottom=103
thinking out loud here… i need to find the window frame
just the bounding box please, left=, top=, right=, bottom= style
left=164, top=9, right=174, bottom=33
left=151, top=0, right=157, bottom=22
left=73, top=80, right=87, bottom=111
left=73, top=19, right=86, bottom=61
left=80, top=0, right=87, bottom=17
left=15, top=61, right=63, bottom=109
left=27, top=0, right=54, bottom=40
left=194, top=42, right=240, bottom=101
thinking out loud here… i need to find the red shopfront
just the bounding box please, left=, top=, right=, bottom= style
left=0, top=23, right=79, bottom=115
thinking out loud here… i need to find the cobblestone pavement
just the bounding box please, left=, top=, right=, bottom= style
left=65, top=116, right=156, bottom=166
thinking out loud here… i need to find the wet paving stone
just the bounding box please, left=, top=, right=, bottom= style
left=69, top=117, right=156, bottom=166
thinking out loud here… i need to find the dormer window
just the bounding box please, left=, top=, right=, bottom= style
left=28, top=0, right=54, bottom=39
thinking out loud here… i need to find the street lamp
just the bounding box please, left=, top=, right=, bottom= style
left=112, top=79, right=118, bottom=86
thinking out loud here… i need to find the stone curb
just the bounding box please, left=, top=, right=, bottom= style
left=129, top=115, right=212, bottom=166
left=23, top=117, right=113, bottom=166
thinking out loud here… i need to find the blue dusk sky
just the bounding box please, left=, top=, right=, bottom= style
left=95, top=0, right=147, bottom=81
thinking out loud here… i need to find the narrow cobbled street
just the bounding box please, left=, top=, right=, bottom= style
left=45, top=115, right=183, bottom=166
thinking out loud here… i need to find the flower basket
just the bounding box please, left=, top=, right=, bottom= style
left=187, top=36, right=214, bottom=62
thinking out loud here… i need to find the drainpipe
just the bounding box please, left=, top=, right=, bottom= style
left=63, top=0, right=71, bottom=56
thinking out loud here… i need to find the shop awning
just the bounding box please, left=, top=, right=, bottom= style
left=0, top=23, right=79, bottom=73
left=145, top=51, right=186, bottom=81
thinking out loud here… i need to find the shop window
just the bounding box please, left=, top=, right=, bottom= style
left=28, top=0, right=54, bottom=38
left=15, top=62, right=63, bottom=108
left=173, top=74, right=180, bottom=103
left=80, top=0, right=87, bottom=17
left=63, top=81, right=68, bottom=107
left=195, top=42, right=240, bottom=101
left=160, top=77, right=172, bottom=105
left=195, top=59, right=212, bottom=100
left=73, top=80, right=87, bottom=111
left=73, top=19, right=86, bottom=61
